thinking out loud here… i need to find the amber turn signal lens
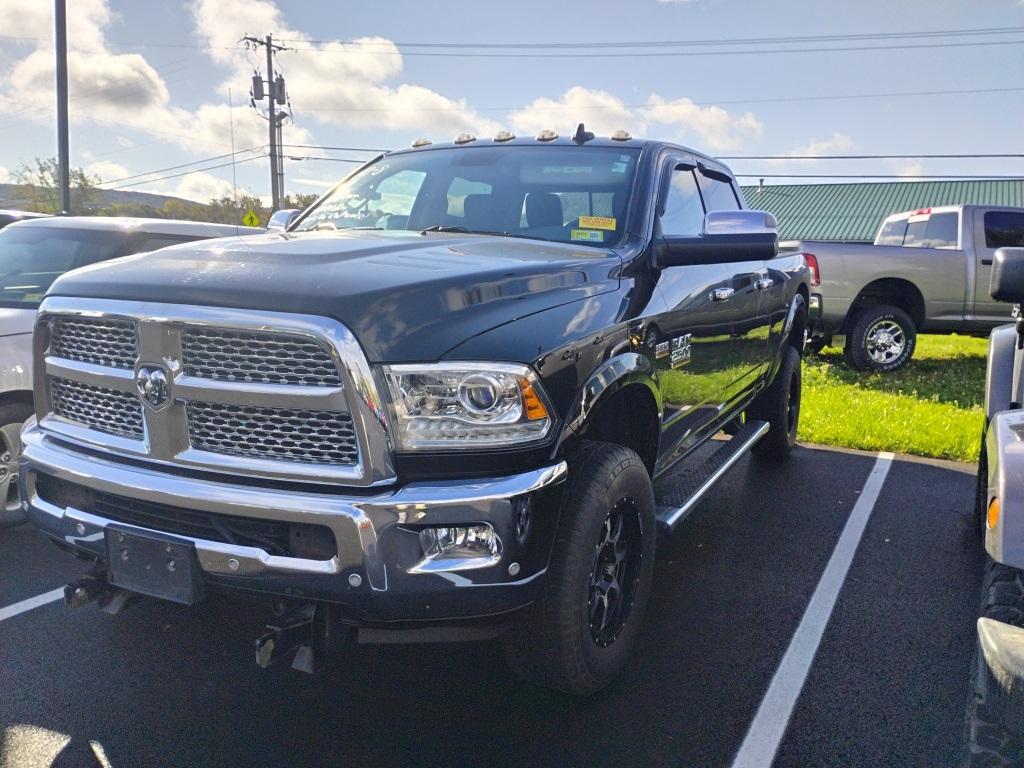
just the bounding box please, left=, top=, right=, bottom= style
left=988, top=498, right=1001, bottom=530
left=520, top=380, right=549, bottom=421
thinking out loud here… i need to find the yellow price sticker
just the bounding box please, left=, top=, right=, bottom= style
left=578, top=215, right=616, bottom=231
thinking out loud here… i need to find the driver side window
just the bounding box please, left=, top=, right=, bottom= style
left=661, top=167, right=705, bottom=237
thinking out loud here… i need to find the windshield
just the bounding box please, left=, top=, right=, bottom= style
left=295, top=145, right=641, bottom=248
left=0, top=226, right=131, bottom=308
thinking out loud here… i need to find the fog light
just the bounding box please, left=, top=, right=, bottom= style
left=410, top=524, right=502, bottom=573
left=988, top=498, right=1001, bottom=530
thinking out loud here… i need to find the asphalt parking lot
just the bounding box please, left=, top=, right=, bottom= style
left=0, top=444, right=985, bottom=768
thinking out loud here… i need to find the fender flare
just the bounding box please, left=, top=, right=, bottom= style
left=766, top=291, right=807, bottom=381
left=555, top=351, right=661, bottom=453
left=986, top=324, right=1017, bottom=421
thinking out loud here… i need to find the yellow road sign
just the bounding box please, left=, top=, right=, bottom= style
left=242, top=210, right=261, bottom=227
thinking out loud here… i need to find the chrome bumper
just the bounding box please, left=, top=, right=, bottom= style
left=19, top=423, right=567, bottom=621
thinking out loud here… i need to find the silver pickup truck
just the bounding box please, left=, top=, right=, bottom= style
left=789, top=205, right=1024, bottom=371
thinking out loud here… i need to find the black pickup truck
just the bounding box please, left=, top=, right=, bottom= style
left=20, top=128, right=810, bottom=694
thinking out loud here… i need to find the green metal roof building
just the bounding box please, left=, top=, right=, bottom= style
left=739, top=180, right=1024, bottom=242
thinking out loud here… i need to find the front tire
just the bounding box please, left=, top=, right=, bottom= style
left=503, top=441, right=656, bottom=695
left=844, top=305, right=916, bottom=372
left=749, top=345, right=802, bottom=459
left=0, top=401, right=33, bottom=528
left=964, top=559, right=1024, bottom=767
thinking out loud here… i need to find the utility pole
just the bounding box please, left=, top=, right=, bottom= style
left=242, top=34, right=288, bottom=210
left=54, top=0, right=71, bottom=214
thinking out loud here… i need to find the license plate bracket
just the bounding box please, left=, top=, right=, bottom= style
left=105, top=526, right=204, bottom=605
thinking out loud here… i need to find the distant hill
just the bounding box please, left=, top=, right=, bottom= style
left=0, top=184, right=206, bottom=212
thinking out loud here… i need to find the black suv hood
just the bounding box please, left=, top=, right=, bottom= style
left=48, top=230, right=622, bottom=361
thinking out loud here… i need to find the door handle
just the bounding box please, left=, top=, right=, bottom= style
left=755, top=277, right=773, bottom=291
left=710, top=287, right=735, bottom=302
left=982, top=259, right=993, bottom=266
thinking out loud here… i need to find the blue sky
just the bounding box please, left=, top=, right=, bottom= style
left=0, top=0, right=1022, bottom=203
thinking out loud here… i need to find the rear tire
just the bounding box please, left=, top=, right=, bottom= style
left=503, top=441, right=656, bottom=695
left=749, top=345, right=801, bottom=460
left=844, top=305, right=916, bottom=372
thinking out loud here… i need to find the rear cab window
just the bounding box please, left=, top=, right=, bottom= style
left=984, top=211, right=1024, bottom=249
left=876, top=211, right=960, bottom=249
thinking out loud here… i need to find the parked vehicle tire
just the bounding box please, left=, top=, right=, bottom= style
left=964, top=559, right=1024, bottom=767
left=843, top=305, right=917, bottom=372
left=749, top=345, right=801, bottom=459
left=0, top=401, right=32, bottom=528
left=502, top=441, right=656, bottom=695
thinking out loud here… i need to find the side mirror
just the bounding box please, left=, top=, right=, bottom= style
left=991, top=248, right=1024, bottom=303
left=267, top=208, right=301, bottom=232
left=655, top=210, right=779, bottom=268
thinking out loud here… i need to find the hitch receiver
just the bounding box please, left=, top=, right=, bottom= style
left=254, top=603, right=344, bottom=674
left=64, top=566, right=135, bottom=615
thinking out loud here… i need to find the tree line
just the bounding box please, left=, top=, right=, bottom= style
left=6, top=157, right=320, bottom=225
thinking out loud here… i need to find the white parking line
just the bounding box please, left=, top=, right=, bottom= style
left=730, top=451, right=895, bottom=768
left=0, top=587, right=65, bottom=622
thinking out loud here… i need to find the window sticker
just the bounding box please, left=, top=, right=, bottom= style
left=570, top=229, right=605, bottom=243
left=578, top=215, right=616, bottom=231
left=611, top=162, right=628, bottom=174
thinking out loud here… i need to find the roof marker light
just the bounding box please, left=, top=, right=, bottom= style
left=610, top=129, right=632, bottom=141
left=493, top=130, right=515, bottom=143
left=453, top=133, right=477, bottom=144
left=913, top=207, right=932, bottom=216
left=411, top=138, right=432, bottom=148
left=536, top=129, right=558, bottom=142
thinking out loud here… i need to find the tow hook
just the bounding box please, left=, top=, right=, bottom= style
left=254, top=603, right=345, bottom=674
left=64, top=566, right=135, bottom=615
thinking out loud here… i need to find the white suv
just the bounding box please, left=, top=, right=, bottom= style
left=0, top=216, right=262, bottom=526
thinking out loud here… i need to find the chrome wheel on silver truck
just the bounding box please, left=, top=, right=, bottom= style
left=844, top=305, right=917, bottom=372
left=0, top=402, right=32, bottom=527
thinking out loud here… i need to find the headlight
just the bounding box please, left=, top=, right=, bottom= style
left=382, top=362, right=552, bottom=450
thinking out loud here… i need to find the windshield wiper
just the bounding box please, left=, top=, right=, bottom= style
left=420, top=225, right=469, bottom=234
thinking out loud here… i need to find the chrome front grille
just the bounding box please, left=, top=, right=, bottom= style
left=187, top=402, right=359, bottom=465
left=35, top=299, right=395, bottom=486
left=50, top=317, right=138, bottom=369
left=50, top=377, right=144, bottom=439
left=181, top=328, right=341, bottom=386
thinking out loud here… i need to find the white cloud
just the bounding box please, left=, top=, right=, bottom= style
left=508, top=87, right=763, bottom=151
left=173, top=171, right=236, bottom=202
left=189, top=0, right=500, bottom=137
left=85, top=160, right=130, bottom=182
left=787, top=132, right=855, bottom=158
left=0, top=164, right=8, bottom=183
left=891, top=161, right=925, bottom=180
left=508, top=87, right=636, bottom=137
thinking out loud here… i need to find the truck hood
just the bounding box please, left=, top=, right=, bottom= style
left=0, top=307, right=36, bottom=337
left=46, top=230, right=622, bottom=361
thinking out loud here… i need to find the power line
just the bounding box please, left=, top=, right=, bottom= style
left=722, top=153, right=1024, bottom=160
left=282, top=25, right=1024, bottom=49
left=294, top=85, right=1024, bottom=114
left=733, top=173, right=1024, bottom=180
left=282, top=143, right=385, bottom=152
left=282, top=38, right=1024, bottom=58
left=96, top=147, right=265, bottom=186
left=284, top=155, right=370, bottom=163
left=103, top=154, right=266, bottom=191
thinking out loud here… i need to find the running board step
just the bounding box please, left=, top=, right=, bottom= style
left=655, top=420, right=769, bottom=534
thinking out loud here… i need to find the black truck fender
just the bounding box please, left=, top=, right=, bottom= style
left=554, top=351, right=662, bottom=465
